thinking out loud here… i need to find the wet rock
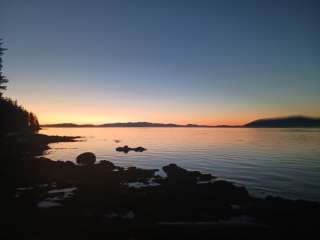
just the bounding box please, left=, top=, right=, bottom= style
left=96, top=160, right=124, bottom=172
left=116, top=145, right=147, bottom=153
left=210, top=180, right=249, bottom=203
left=125, top=178, right=161, bottom=188
left=162, top=164, right=215, bottom=185
left=248, top=196, right=320, bottom=230
left=197, top=173, right=214, bottom=182
left=37, top=200, right=63, bottom=208
left=65, top=161, right=75, bottom=167
left=125, top=166, right=157, bottom=182
left=134, top=146, right=146, bottom=152
left=98, top=160, right=115, bottom=170
left=76, top=152, right=96, bottom=165
left=116, top=145, right=130, bottom=153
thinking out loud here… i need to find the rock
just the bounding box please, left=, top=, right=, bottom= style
left=97, top=160, right=115, bottom=170
left=116, top=145, right=130, bottom=153
left=134, top=146, right=146, bottom=152
left=116, top=145, right=147, bottom=153
left=163, top=164, right=188, bottom=178
left=76, top=152, right=96, bottom=165
left=65, top=161, right=75, bottom=167
left=125, top=166, right=157, bottom=181
left=197, top=173, right=214, bottom=181
left=210, top=180, right=249, bottom=202
left=162, top=164, right=217, bottom=187
left=162, top=163, right=197, bottom=184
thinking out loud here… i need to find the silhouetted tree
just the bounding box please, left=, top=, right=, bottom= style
left=29, top=112, right=40, bottom=131
left=0, top=39, right=8, bottom=97
left=0, top=40, right=40, bottom=135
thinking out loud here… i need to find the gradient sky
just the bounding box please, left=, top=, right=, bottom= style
left=1, top=0, right=320, bottom=125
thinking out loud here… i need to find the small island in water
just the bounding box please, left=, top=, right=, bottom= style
left=244, top=116, right=320, bottom=128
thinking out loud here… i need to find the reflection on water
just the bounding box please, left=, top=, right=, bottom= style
left=40, top=127, right=320, bottom=201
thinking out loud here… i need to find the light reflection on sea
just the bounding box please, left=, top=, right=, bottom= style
left=40, top=127, right=320, bottom=201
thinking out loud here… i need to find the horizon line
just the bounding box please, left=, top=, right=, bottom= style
left=40, top=115, right=320, bottom=128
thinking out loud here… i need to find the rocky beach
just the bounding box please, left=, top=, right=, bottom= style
left=2, top=133, right=320, bottom=239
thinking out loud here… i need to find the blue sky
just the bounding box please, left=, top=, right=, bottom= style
left=1, top=0, right=319, bottom=124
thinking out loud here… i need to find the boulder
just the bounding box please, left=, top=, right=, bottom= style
left=134, top=146, right=146, bottom=152
left=162, top=163, right=196, bottom=184
left=116, top=145, right=130, bottom=153
left=210, top=180, right=249, bottom=202
left=116, top=145, right=147, bottom=153
left=98, top=160, right=115, bottom=170
left=76, top=152, right=96, bottom=165
left=162, top=164, right=216, bottom=185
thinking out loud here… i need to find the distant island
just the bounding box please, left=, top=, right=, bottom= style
left=42, top=116, right=320, bottom=128
left=244, top=116, right=320, bottom=128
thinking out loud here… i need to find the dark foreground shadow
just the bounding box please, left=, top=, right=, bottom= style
left=1, top=134, right=319, bottom=240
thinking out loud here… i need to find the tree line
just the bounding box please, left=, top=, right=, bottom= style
left=0, top=39, right=40, bottom=135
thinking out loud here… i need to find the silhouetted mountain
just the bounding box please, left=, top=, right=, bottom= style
left=42, top=122, right=213, bottom=128
left=244, top=116, right=320, bottom=128
left=214, top=125, right=241, bottom=128
left=100, top=122, right=182, bottom=127
left=42, top=123, right=95, bottom=128
left=42, top=117, right=320, bottom=128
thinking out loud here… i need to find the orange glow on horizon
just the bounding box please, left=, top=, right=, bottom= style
left=18, top=99, right=320, bottom=127
left=38, top=112, right=255, bottom=126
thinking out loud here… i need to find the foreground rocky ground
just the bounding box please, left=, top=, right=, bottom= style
left=1, top=133, right=320, bottom=239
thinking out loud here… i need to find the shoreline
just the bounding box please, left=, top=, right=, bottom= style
left=3, top=133, right=320, bottom=238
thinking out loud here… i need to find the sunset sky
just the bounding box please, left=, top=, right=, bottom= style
left=1, top=0, right=320, bottom=125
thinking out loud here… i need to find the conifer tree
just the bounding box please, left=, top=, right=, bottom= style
left=0, top=39, right=8, bottom=97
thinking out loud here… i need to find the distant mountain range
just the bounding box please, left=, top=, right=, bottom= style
left=41, top=122, right=217, bottom=128
left=42, top=116, right=320, bottom=128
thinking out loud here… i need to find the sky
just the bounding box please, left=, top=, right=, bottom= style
left=1, top=0, right=320, bottom=125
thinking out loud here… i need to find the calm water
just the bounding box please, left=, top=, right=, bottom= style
left=40, top=127, right=320, bottom=201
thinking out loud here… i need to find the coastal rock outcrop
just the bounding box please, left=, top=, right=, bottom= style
left=162, top=163, right=216, bottom=184
left=76, top=152, right=96, bottom=165
left=116, top=145, right=147, bottom=153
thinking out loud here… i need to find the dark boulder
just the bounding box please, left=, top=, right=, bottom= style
left=197, top=173, right=215, bottom=181
left=124, top=166, right=157, bottom=181
left=97, top=160, right=116, bottom=170
left=116, top=145, right=147, bottom=153
left=134, top=146, right=146, bottom=152
left=210, top=180, right=249, bottom=202
left=76, top=152, right=96, bottom=165
left=162, top=164, right=217, bottom=188
left=65, top=161, right=75, bottom=167
left=116, top=145, right=130, bottom=153
left=163, top=164, right=190, bottom=178
left=162, top=163, right=197, bottom=184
